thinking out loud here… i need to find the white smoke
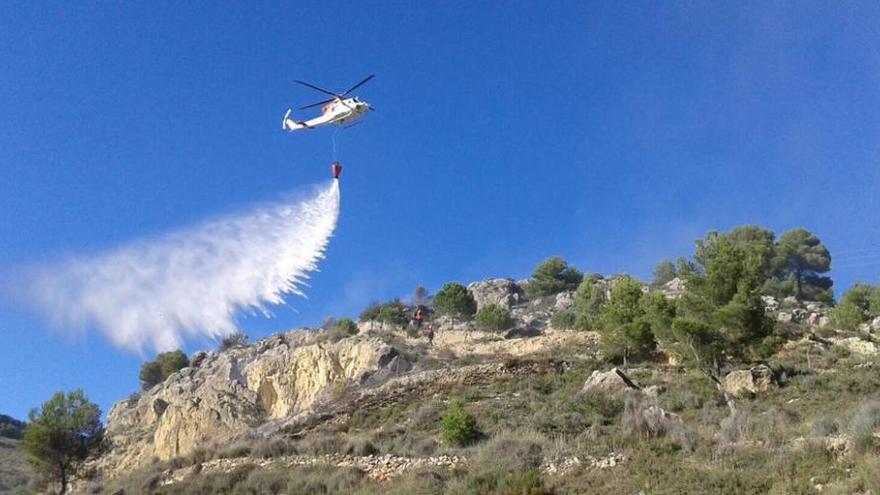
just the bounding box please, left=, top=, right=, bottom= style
left=25, top=180, right=340, bottom=353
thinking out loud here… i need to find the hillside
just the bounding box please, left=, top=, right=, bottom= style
left=0, top=414, right=31, bottom=494
left=69, top=274, right=880, bottom=495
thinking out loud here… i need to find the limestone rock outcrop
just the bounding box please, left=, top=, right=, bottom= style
left=660, top=277, right=686, bottom=299
left=245, top=338, right=399, bottom=418
left=467, top=278, right=523, bottom=311
left=723, top=365, right=775, bottom=397
left=102, top=331, right=399, bottom=472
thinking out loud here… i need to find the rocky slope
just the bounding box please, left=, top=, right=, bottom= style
left=92, top=276, right=880, bottom=494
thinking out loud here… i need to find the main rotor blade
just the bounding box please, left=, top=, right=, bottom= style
left=294, top=80, right=339, bottom=97
left=299, top=98, right=335, bottom=110
left=342, top=74, right=375, bottom=96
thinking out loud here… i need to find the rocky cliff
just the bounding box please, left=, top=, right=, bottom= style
left=102, top=331, right=403, bottom=472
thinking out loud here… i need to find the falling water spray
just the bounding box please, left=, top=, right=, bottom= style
left=22, top=180, right=341, bottom=353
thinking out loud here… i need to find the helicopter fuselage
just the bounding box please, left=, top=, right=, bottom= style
left=282, top=97, right=370, bottom=131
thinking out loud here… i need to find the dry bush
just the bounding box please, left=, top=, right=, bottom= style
left=622, top=389, right=672, bottom=439
left=472, top=430, right=547, bottom=473
left=343, top=434, right=378, bottom=456
left=849, top=402, right=880, bottom=454
left=719, top=410, right=753, bottom=446
left=810, top=416, right=840, bottom=437
left=251, top=437, right=298, bottom=459
left=294, top=432, right=346, bottom=456
left=215, top=440, right=252, bottom=459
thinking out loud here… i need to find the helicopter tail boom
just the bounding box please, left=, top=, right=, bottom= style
left=282, top=109, right=310, bottom=131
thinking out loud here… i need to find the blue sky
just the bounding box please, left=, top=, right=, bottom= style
left=2, top=2, right=880, bottom=420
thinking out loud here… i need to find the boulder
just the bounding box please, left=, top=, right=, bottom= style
left=723, top=365, right=775, bottom=396
left=582, top=368, right=640, bottom=396
left=554, top=291, right=574, bottom=311
left=623, top=388, right=680, bottom=439
left=467, top=278, right=523, bottom=311
left=805, top=302, right=822, bottom=312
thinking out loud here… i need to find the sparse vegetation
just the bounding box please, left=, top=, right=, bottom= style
left=325, top=317, right=359, bottom=341
left=220, top=331, right=248, bottom=351
left=76, top=225, right=880, bottom=495
left=139, top=350, right=189, bottom=390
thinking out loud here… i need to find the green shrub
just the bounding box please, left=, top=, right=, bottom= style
left=139, top=350, right=189, bottom=390
left=528, top=256, right=583, bottom=297
left=434, top=283, right=477, bottom=320
left=326, top=318, right=359, bottom=341
left=573, top=275, right=606, bottom=330
left=475, top=304, right=512, bottom=332
left=377, top=301, right=409, bottom=326
left=831, top=283, right=880, bottom=330
left=832, top=300, right=868, bottom=331
left=219, top=332, right=247, bottom=351
left=440, top=398, right=481, bottom=447
left=360, top=300, right=409, bottom=326
left=359, top=302, right=382, bottom=321
left=597, top=276, right=656, bottom=364
left=550, top=309, right=576, bottom=329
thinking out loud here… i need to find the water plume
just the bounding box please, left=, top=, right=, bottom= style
left=24, top=180, right=340, bottom=353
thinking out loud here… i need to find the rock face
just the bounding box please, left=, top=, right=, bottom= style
left=660, top=278, right=686, bottom=300
left=467, top=278, right=523, bottom=311
left=723, top=365, right=775, bottom=396
left=102, top=332, right=398, bottom=472
left=761, top=296, right=831, bottom=328
left=245, top=338, right=398, bottom=418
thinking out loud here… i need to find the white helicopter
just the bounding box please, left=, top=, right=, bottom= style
left=282, top=75, right=374, bottom=131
